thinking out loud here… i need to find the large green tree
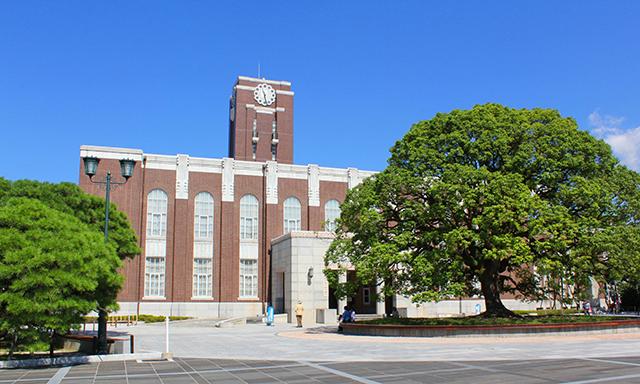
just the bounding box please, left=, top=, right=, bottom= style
left=0, top=198, right=120, bottom=356
left=0, top=179, right=140, bottom=311
left=326, top=104, right=640, bottom=317
left=0, top=179, right=140, bottom=354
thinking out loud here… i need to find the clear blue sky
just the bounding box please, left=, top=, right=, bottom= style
left=2, top=1, right=639, bottom=183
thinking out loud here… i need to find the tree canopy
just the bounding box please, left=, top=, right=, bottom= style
left=325, top=104, right=640, bottom=317
left=0, top=178, right=139, bottom=354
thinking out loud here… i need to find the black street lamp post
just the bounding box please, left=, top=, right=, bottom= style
left=82, top=156, right=135, bottom=355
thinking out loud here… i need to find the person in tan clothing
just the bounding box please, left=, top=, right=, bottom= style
left=294, top=300, right=304, bottom=327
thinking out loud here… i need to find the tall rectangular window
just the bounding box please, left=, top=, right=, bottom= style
left=283, top=197, right=301, bottom=233
left=193, top=192, right=214, bottom=298
left=144, top=189, right=168, bottom=297
left=240, top=259, right=258, bottom=298
left=239, top=195, right=259, bottom=298
left=324, top=199, right=341, bottom=232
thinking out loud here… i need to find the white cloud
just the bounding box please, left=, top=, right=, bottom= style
left=605, top=126, right=640, bottom=171
left=588, top=111, right=625, bottom=136
left=588, top=110, right=640, bottom=171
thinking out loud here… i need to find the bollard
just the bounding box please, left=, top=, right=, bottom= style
left=130, top=334, right=135, bottom=354
left=161, top=316, right=173, bottom=360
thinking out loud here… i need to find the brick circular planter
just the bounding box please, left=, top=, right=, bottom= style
left=341, top=318, right=640, bottom=337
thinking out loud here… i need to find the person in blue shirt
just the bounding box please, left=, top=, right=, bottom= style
left=339, top=306, right=352, bottom=323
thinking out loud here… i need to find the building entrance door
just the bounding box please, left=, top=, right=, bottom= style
left=347, top=271, right=377, bottom=315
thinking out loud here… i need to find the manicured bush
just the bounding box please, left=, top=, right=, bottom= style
left=364, top=315, right=624, bottom=326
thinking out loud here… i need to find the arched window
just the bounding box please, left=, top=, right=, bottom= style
left=239, top=194, right=259, bottom=240
left=324, top=199, right=341, bottom=232
left=283, top=197, right=301, bottom=233
left=145, top=189, right=168, bottom=297
left=239, top=194, right=259, bottom=297
left=193, top=192, right=214, bottom=298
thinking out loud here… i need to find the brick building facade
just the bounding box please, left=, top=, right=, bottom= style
left=79, top=76, right=375, bottom=318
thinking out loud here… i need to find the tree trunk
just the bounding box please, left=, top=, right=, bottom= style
left=49, top=330, right=55, bottom=358
left=97, top=309, right=108, bottom=355
left=479, top=265, right=518, bottom=318
left=8, top=332, right=17, bottom=360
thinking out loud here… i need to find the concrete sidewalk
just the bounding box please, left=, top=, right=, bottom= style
left=117, top=321, right=640, bottom=362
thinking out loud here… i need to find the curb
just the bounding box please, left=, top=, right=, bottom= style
left=214, top=317, right=247, bottom=328
left=0, top=352, right=163, bottom=369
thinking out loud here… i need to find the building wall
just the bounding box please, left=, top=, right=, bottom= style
left=78, top=145, right=373, bottom=318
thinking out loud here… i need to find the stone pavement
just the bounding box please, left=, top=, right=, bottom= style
left=3, top=322, right=640, bottom=383
left=2, top=356, right=640, bottom=383
left=120, top=321, right=640, bottom=362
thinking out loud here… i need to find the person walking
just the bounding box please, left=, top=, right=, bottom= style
left=294, top=300, right=304, bottom=327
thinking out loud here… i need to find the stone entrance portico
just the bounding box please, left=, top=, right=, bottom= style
left=270, top=231, right=336, bottom=325
left=270, top=231, right=390, bottom=324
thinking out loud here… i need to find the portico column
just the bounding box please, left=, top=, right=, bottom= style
left=337, top=272, right=347, bottom=316
left=376, top=279, right=386, bottom=316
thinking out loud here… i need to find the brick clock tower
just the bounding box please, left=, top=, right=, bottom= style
left=228, top=76, right=294, bottom=164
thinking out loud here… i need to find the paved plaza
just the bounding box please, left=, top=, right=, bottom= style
left=1, top=322, right=640, bottom=383
left=125, top=321, right=640, bottom=362
left=2, top=356, right=640, bottom=383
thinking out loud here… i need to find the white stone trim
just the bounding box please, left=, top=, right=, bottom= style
left=318, top=167, right=348, bottom=183
left=222, top=157, right=235, bottom=202
left=80, top=146, right=378, bottom=189
left=307, top=164, right=320, bottom=207
left=278, top=163, right=309, bottom=180
left=237, top=76, right=291, bottom=87
left=80, top=145, right=143, bottom=162
left=347, top=168, right=361, bottom=189
left=271, top=230, right=336, bottom=245
left=189, top=157, right=223, bottom=174
left=234, top=159, right=264, bottom=177
left=244, top=104, right=286, bottom=114
left=235, top=84, right=294, bottom=96
left=175, top=154, right=189, bottom=199
left=265, top=161, right=278, bottom=204
left=145, top=154, right=177, bottom=171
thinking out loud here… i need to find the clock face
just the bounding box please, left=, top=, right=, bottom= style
left=254, top=83, right=276, bottom=106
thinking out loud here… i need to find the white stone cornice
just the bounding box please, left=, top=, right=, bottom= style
left=189, top=157, right=223, bottom=174
left=80, top=145, right=143, bottom=162
left=237, top=76, right=292, bottom=87
left=317, top=167, right=348, bottom=183
left=234, top=160, right=265, bottom=177
left=145, top=154, right=177, bottom=171
left=278, top=163, right=309, bottom=180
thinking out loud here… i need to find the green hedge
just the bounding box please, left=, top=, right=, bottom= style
left=513, top=309, right=580, bottom=316
left=83, top=315, right=191, bottom=323
left=365, top=315, right=622, bottom=326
